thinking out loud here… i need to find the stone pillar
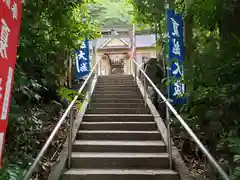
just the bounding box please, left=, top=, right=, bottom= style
left=100, top=56, right=111, bottom=75
left=124, top=58, right=131, bottom=75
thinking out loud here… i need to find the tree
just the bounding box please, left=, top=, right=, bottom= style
left=88, top=0, right=133, bottom=26
left=129, top=0, right=240, bottom=179
left=0, top=0, right=100, bottom=179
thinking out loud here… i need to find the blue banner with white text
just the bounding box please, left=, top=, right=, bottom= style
left=167, top=9, right=187, bottom=105
left=75, top=39, right=90, bottom=79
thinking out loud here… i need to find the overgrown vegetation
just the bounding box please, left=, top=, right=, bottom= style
left=88, top=0, right=133, bottom=25
left=2, top=0, right=240, bottom=179
left=129, top=0, right=240, bottom=179
left=0, top=0, right=99, bottom=179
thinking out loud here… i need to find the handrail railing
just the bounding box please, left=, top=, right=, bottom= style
left=131, top=59, right=230, bottom=180
left=23, top=59, right=101, bottom=180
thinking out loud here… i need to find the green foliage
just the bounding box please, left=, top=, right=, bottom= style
left=130, top=0, right=240, bottom=178
left=0, top=163, right=26, bottom=180
left=58, top=87, right=88, bottom=109
left=2, top=0, right=100, bottom=179
left=88, top=0, right=133, bottom=25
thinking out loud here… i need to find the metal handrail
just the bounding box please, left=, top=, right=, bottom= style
left=131, top=59, right=230, bottom=180
left=23, top=59, right=101, bottom=180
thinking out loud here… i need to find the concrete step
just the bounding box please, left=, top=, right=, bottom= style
left=90, top=98, right=145, bottom=104
left=97, top=82, right=135, bottom=86
left=94, top=89, right=139, bottom=94
left=76, top=130, right=161, bottom=141
left=70, top=152, right=170, bottom=169
left=72, top=140, right=166, bottom=153
left=89, top=103, right=146, bottom=109
left=99, top=75, right=133, bottom=78
left=98, top=79, right=135, bottom=83
left=93, top=90, right=140, bottom=95
left=86, top=108, right=150, bottom=114
left=92, top=91, right=141, bottom=96
left=97, top=81, right=135, bottom=85
left=62, top=169, right=179, bottom=180
left=98, top=77, right=134, bottom=81
left=99, top=76, right=133, bottom=79
left=80, top=122, right=156, bottom=131
left=91, top=94, right=142, bottom=99
left=82, top=115, right=154, bottom=122
left=96, top=84, right=137, bottom=88
left=94, top=86, right=138, bottom=91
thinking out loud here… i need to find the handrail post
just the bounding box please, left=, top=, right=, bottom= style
left=88, top=75, right=92, bottom=108
left=134, top=62, right=137, bottom=82
left=143, top=76, right=147, bottom=107
left=99, top=58, right=101, bottom=76
left=166, top=105, right=173, bottom=169
left=67, top=107, right=74, bottom=169
left=98, top=62, right=100, bottom=77
left=95, top=62, right=98, bottom=78
left=97, top=60, right=100, bottom=78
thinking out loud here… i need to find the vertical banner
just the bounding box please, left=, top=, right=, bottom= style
left=0, top=0, right=23, bottom=167
left=75, top=39, right=91, bottom=79
left=167, top=9, right=187, bottom=105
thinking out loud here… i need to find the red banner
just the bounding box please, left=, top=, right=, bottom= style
left=0, top=0, right=22, bottom=167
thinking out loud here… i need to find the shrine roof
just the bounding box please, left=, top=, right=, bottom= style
left=93, top=34, right=156, bottom=49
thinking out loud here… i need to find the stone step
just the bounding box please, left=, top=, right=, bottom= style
left=99, top=75, right=133, bottom=78
left=92, top=91, right=141, bottom=96
left=80, top=122, right=156, bottom=131
left=62, top=169, right=179, bottom=180
left=99, top=76, right=133, bottom=80
left=96, top=84, right=137, bottom=88
left=94, top=86, right=138, bottom=91
left=72, top=140, right=166, bottom=153
left=89, top=103, right=146, bottom=109
left=61, top=75, right=181, bottom=180
left=98, top=79, right=135, bottom=83
left=76, top=130, right=161, bottom=141
left=82, top=115, right=154, bottom=122
left=91, top=94, right=142, bottom=99
left=94, top=90, right=140, bottom=94
left=97, top=82, right=135, bottom=86
left=97, top=81, right=136, bottom=86
left=86, top=108, right=150, bottom=114
left=94, top=89, right=139, bottom=94
left=70, top=152, right=170, bottom=169
left=90, top=98, right=145, bottom=104
left=99, top=75, right=133, bottom=77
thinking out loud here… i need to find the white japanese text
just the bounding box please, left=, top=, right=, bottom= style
left=172, top=62, right=183, bottom=77
left=1, top=67, right=13, bottom=120
left=78, top=50, right=87, bottom=61
left=11, top=2, right=18, bottom=20
left=172, top=38, right=180, bottom=56
left=0, top=78, right=2, bottom=99
left=3, top=0, right=11, bottom=8
left=0, top=19, right=10, bottom=59
left=171, top=17, right=179, bottom=37
left=173, top=80, right=185, bottom=97
left=81, top=42, right=86, bottom=49
left=79, top=62, right=88, bottom=72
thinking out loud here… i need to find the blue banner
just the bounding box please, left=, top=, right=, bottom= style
left=75, top=39, right=90, bottom=79
left=167, top=9, right=187, bottom=104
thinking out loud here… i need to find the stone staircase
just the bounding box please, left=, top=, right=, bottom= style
left=62, top=75, right=179, bottom=180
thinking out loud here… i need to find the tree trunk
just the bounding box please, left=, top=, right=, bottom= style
left=184, top=0, right=195, bottom=106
